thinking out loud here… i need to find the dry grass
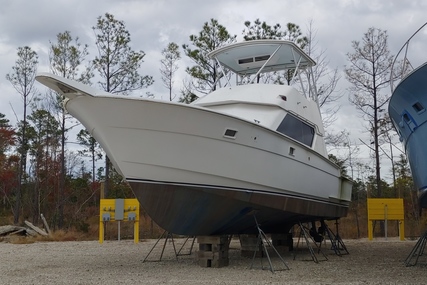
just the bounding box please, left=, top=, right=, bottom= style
left=6, top=230, right=89, bottom=244
left=0, top=215, right=14, bottom=225
left=339, top=206, right=427, bottom=239
left=7, top=236, right=36, bottom=244
left=3, top=205, right=427, bottom=244
left=6, top=215, right=165, bottom=244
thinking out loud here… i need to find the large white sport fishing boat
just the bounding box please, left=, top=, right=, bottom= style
left=36, top=40, right=352, bottom=235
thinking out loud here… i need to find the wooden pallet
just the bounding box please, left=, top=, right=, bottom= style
left=196, top=235, right=229, bottom=267
left=239, top=235, right=263, bottom=258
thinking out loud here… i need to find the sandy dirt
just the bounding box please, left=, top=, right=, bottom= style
left=1, top=237, right=426, bottom=284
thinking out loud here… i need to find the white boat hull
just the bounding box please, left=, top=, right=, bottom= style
left=64, top=95, right=350, bottom=234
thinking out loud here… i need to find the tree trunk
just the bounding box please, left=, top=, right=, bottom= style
left=104, top=156, right=110, bottom=198
left=14, top=173, right=21, bottom=224
left=58, top=112, right=66, bottom=229
left=373, top=88, right=381, bottom=197
left=14, top=99, right=28, bottom=225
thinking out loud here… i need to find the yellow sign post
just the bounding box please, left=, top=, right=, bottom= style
left=367, top=198, right=404, bottom=241
left=99, top=198, right=140, bottom=243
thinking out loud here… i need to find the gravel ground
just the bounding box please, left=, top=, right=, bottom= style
left=1, top=237, right=426, bottom=284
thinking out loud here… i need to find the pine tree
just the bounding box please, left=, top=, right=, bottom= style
left=92, top=13, right=153, bottom=197
left=182, top=19, right=236, bottom=95
left=160, top=42, right=181, bottom=101
left=6, top=46, right=38, bottom=224
left=345, top=27, right=395, bottom=198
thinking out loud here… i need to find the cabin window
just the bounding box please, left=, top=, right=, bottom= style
left=238, top=55, right=270, bottom=65
left=403, top=113, right=410, bottom=123
left=224, top=129, right=237, bottom=139
left=276, top=114, right=315, bottom=147
left=413, top=102, right=425, bottom=113
left=402, top=111, right=418, bottom=131
left=238, top=57, right=253, bottom=64
left=255, top=55, right=270, bottom=62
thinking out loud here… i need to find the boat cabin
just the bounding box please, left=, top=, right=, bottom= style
left=193, top=40, right=327, bottom=156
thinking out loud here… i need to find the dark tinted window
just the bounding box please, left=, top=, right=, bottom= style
left=224, top=129, right=237, bottom=137
left=413, top=102, right=425, bottom=113
left=255, top=55, right=270, bottom=62
left=238, top=57, right=253, bottom=64
left=276, top=114, right=315, bottom=146
left=403, top=113, right=410, bottom=123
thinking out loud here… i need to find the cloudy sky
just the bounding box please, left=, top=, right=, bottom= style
left=1, top=0, right=426, bottom=180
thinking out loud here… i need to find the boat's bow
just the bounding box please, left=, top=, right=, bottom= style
left=36, top=72, right=108, bottom=99
left=389, top=23, right=427, bottom=208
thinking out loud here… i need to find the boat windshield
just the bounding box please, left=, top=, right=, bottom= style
left=276, top=114, right=315, bottom=147
left=390, top=21, right=427, bottom=93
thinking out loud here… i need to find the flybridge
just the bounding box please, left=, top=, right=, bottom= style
left=207, top=39, right=319, bottom=103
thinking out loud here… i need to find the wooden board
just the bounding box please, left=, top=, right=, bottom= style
left=24, top=221, right=48, bottom=236
left=0, top=225, right=26, bottom=236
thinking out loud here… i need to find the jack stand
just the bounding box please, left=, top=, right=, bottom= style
left=176, top=236, right=196, bottom=256
left=293, top=222, right=327, bottom=263
left=321, top=220, right=349, bottom=256
left=405, top=229, right=427, bottom=266
left=333, top=219, right=349, bottom=255
left=250, top=215, right=289, bottom=273
left=142, top=230, right=178, bottom=262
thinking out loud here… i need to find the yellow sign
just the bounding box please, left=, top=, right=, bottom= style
left=367, top=198, right=404, bottom=241
left=99, top=198, right=140, bottom=243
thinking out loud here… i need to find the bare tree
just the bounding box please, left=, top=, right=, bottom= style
left=48, top=30, right=91, bottom=228
left=378, top=113, right=405, bottom=196
left=345, top=27, right=394, bottom=197
left=304, top=21, right=342, bottom=128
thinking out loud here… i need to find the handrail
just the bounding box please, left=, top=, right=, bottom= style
left=390, top=21, right=427, bottom=93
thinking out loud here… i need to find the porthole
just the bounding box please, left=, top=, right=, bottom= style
left=403, top=113, right=410, bottom=123
left=224, top=129, right=237, bottom=139
left=413, top=102, right=425, bottom=113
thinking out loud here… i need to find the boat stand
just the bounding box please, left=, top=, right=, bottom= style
left=142, top=230, right=179, bottom=262
left=293, top=222, right=328, bottom=263
left=197, top=235, right=231, bottom=267
left=321, top=220, right=349, bottom=256
left=404, top=229, right=427, bottom=266
left=250, top=215, right=289, bottom=273
left=176, top=235, right=196, bottom=256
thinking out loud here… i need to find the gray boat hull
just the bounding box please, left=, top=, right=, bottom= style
left=129, top=180, right=349, bottom=235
